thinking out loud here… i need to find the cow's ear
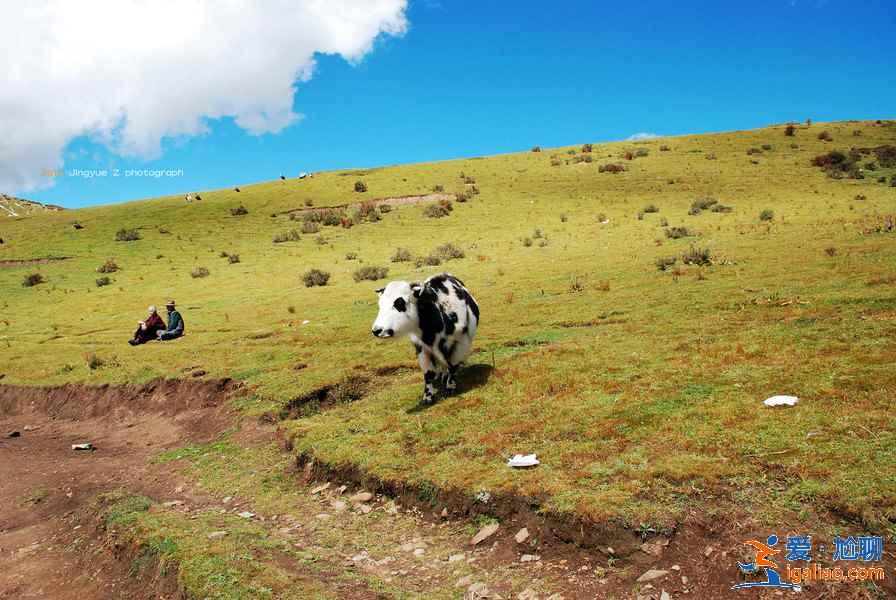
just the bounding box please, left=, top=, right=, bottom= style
left=410, top=283, right=423, bottom=298
left=374, top=287, right=385, bottom=295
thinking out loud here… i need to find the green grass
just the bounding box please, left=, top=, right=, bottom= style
left=3, top=120, right=896, bottom=533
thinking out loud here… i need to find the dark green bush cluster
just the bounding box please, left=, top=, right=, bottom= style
left=643, top=204, right=659, bottom=213
left=817, top=130, right=833, bottom=142
left=581, top=143, right=593, bottom=153
left=191, top=266, right=210, bottom=278
left=391, top=247, right=413, bottom=262
left=811, top=150, right=863, bottom=179
left=353, top=201, right=382, bottom=223
left=95, top=276, right=112, bottom=287
left=354, top=180, right=367, bottom=192
left=655, top=256, right=676, bottom=271
left=681, top=246, right=712, bottom=266
left=115, top=228, right=140, bottom=242
left=353, top=265, right=389, bottom=283
left=599, top=163, right=626, bottom=174
left=689, top=197, right=731, bottom=215
left=230, top=205, right=248, bottom=216
left=303, top=268, right=331, bottom=287
left=273, top=229, right=301, bottom=243
left=22, top=272, right=45, bottom=287
left=531, top=146, right=541, bottom=152
left=432, top=242, right=465, bottom=260
left=424, top=201, right=453, bottom=218
left=759, top=209, right=774, bottom=222
left=227, top=253, right=240, bottom=264
left=664, top=226, right=693, bottom=239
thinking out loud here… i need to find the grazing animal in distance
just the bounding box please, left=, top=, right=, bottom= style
left=371, top=273, right=480, bottom=404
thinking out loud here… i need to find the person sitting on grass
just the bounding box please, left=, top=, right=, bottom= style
left=129, top=305, right=166, bottom=346
left=157, top=300, right=185, bottom=341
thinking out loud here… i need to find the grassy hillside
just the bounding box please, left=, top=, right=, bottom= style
left=2, top=120, right=895, bottom=533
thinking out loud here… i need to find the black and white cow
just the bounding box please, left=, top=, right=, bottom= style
left=371, top=273, right=480, bottom=404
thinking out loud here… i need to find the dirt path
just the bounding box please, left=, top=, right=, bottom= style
left=1, top=382, right=891, bottom=600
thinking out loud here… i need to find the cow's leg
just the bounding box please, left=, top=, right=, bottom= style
left=444, top=364, right=458, bottom=393
left=416, top=345, right=438, bottom=405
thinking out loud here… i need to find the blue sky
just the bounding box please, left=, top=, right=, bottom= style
left=19, top=0, right=896, bottom=208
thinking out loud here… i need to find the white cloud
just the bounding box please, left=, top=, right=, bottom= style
left=0, top=1, right=407, bottom=192
left=625, top=132, right=661, bottom=141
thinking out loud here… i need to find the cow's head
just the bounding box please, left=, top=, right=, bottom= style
left=371, top=281, right=421, bottom=339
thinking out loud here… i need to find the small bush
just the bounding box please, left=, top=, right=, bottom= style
left=423, top=204, right=451, bottom=219
left=825, top=246, right=837, bottom=257
left=785, top=124, right=797, bottom=136
left=581, top=143, right=593, bottom=153
left=635, top=148, right=649, bottom=158
left=302, top=269, right=331, bottom=287
left=191, top=266, right=210, bottom=278
left=345, top=251, right=359, bottom=260
left=665, top=226, right=693, bottom=239
left=705, top=153, right=717, bottom=160
left=230, top=205, right=248, bottom=216
left=659, top=217, right=669, bottom=227
left=433, top=242, right=465, bottom=261
left=532, top=228, right=543, bottom=239
left=623, top=151, right=634, bottom=160
left=86, top=353, right=105, bottom=370
left=574, top=154, right=593, bottom=164
left=391, top=247, right=413, bottom=262
left=522, top=237, right=533, bottom=247
left=656, top=256, right=677, bottom=271
left=354, top=180, right=367, bottom=193
left=637, top=211, right=644, bottom=220
left=599, top=163, right=626, bottom=174
left=660, top=145, right=670, bottom=151
left=682, top=246, right=712, bottom=266
left=227, top=254, right=240, bottom=264
left=304, top=199, right=314, bottom=207
left=379, top=204, right=392, bottom=213
left=746, top=147, right=763, bottom=155
left=353, top=265, right=389, bottom=283
left=301, top=221, right=320, bottom=234
left=817, top=130, right=833, bottom=142
left=95, top=276, right=111, bottom=287
left=531, top=146, right=542, bottom=152
left=23, top=273, right=45, bottom=287
left=560, top=213, right=568, bottom=222
left=689, top=197, right=718, bottom=214
left=115, top=228, right=140, bottom=242
left=569, top=275, right=586, bottom=292
left=415, top=254, right=442, bottom=267
left=432, top=184, right=445, bottom=192
left=762, top=144, right=773, bottom=151
left=273, top=229, right=301, bottom=243
left=710, top=203, right=733, bottom=213
left=874, top=145, right=896, bottom=168
left=97, top=258, right=119, bottom=273
left=759, top=209, right=774, bottom=222
left=455, top=190, right=471, bottom=202
left=550, top=158, right=562, bottom=167
left=643, top=204, right=659, bottom=213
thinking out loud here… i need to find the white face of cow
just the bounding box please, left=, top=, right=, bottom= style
left=372, top=281, right=419, bottom=339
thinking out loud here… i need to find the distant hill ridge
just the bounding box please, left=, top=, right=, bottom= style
left=0, top=193, right=65, bottom=217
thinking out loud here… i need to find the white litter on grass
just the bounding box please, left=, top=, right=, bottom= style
left=302, top=320, right=310, bottom=325
left=764, top=395, right=799, bottom=407
left=237, top=511, right=256, bottom=519
left=507, top=454, right=539, bottom=468
left=72, top=443, right=94, bottom=451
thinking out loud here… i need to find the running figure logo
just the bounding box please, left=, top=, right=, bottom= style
left=732, top=535, right=801, bottom=591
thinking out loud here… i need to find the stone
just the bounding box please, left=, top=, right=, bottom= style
left=162, top=500, right=183, bottom=507
left=518, top=589, right=539, bottom=600
left=636, top=569, right=669, bottom=583
left=671, top=565, right=680, bottom=571
left=441, top=507, right=449, bottom=518
left=330, top=500, right=347, bottom=512
left=315, top=513, right=331, bottom=520
left=237, top=511, right=255, bottom=519
left=350, top=491, right=374, bottom=503
left=7, top=431, right=20, bottom=438
left=400, top=542, right=417, bottom=552
left=456, top=575, right=474, bottom=588
left=660, top=591, right=671, bottom=600
left=310, top=483, right=330, bottom=495
left=448, top=553, right=465, bottom=563
left=468, top=582, right=491, bottom=599
left=704, top=546, right=714, bottom=557
left=413, top=548, right=426, bottom=557
left=358, top=504, right=373, bottom=514
left=207, top=531, right=228, bottom=540
left=520, top=554, right=540, bottom=563
left=470, top=523, right=500, bottom=546
left=515, top=527, right=530, bottom=544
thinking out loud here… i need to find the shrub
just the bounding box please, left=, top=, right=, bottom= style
left=455, top=190, right=471, bottom=202
left=304, top=199, right=314, bottom=207
left=22, top=273, right=45, bottom=287
left=682, top=246, right=712, bottom=266
left=597, top=213, right=608, bottom=223
left=433, top=242, right=465, bottom=260
left=825, top=246, right=837, bottom=257
left=689, top=197, right=718, bottom=214
left=273, top=229, right=300, bottom=243
left=599, top=163, right=626, bottom=173
left=301, top=221, right=320, bottom=234
left=710, top=203, right=733, bottom=213
left=660, top=145, right=670, bottom=151
left=531, top=146, right=542, bottom=152
left=95, top=276, right=111, bottom=287
left=227, top=254, right=240, bottom=264
left=230, top=205, right=248, bottom=216
left=817, top=130, right=833, bottom=142
left=705, top=153, right=717, bottom=160
left=379, top=204, right=392, bottom=213
left=302, top=269, right=331, bottom=287
left=97, top=258, right=119, bottom=273
left=353, top=265, right=389, bottom=283
left=759, top=209, right=774, bottom=222
left=560, top=213, right=568, bottom=222
left=522, top=237, right=533, bottom=247
left=191, top=266, right=210, bottom=278
left=423, top=204, right=451, bottom=218
left=659, top=217, right=669, bottom=227
left=643, top=204, right=659, bottom=213
left=432, top=184, right=445, bottom=192
left=655, top=256, right=677, bottom=271
left=550, top=158, right=562, bottom=167
left=635, top=148, right=649, bottom=158
left=415, top=254, right=441, bottom=267
left=463, top=175, right=476, bottom=184
left=569, top=275, right=585, bottom=292
left=345, top=251, right=359, bottom=260
left=665, top=226, right=693, bottom=239
left=391, top=247, right=413, bottom=262
left=86, top=353, right=105, bottom=370
left=623, top=151, right=634, bottom=160
left=785, top=124, right=796, bottom=136
left=746, top=147, right=762, bottom=155
left=532, top=228, right=543, bottom=239
left=873, top=145, right=896, bottom=168
left=574, top=154, right=593, bottom=163
left=581, top=143, right=593, bottom=153
left=637, top=211, right=644, bottom=220
left=811, top=150, right=861, bottom=178
left=115, top=228, right=140, bottom=242
left=354, top=180, right=367, bottom=193
left=762, top=144, right=773, bottom=151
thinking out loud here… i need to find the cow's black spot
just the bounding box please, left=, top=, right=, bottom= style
left=424, top=370, right=437, bottom=383
left=414, top=342, right=422, bottom=355
left=428, top=274, right=450, bottom=295
left=443, top=311, right=458, bottom=335
left=393, top=297, right=407, bottom=312
left=417, top=296, right=444, bottom=346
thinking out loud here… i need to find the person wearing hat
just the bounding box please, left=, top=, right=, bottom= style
left=129, top=305, right=166, bottom=345
left=157, top=300, right=185, bottom=341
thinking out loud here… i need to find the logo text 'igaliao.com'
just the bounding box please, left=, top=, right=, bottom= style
left=732, top=534, right=884, bottom=591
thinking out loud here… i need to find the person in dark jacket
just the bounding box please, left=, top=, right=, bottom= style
left=157, top=300, right=184, bottom=341
left=129, top=305, right=166, bottom=345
